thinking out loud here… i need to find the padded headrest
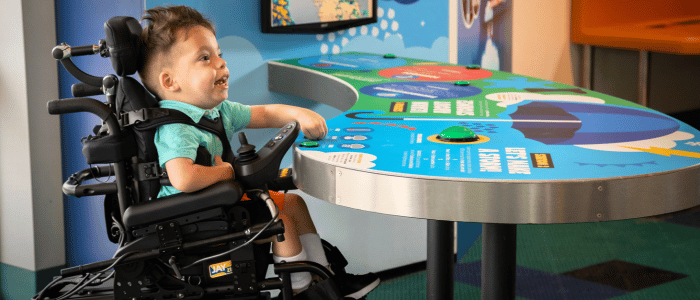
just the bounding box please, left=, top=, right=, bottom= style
left=104, top=16, right=142, bottom=77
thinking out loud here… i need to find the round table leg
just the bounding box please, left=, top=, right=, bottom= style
left=482, top=223, right=517, bottom=300
left=427, top=219, right=454, bottom=300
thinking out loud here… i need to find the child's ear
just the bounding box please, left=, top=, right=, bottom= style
left=159, top=71, right=179, bottom=92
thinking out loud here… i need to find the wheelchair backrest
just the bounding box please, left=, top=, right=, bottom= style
left=104, top=16, right=164, bottom=203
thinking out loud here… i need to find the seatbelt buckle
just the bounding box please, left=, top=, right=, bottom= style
left=135, top=161, right=167, bottom=181
left=119, top=108, right=170, bottom=127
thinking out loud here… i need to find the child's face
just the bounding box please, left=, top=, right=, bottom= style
left=167, top=25, right=229, bottom=109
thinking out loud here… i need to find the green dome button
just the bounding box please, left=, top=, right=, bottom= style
left=300, top=141, right=320, bottom=148
left=436, top=126, right=479, bottom=142
left=454, top=81, right=470, bottom=86
left=466, top=64, right=481, bottom=69
left=383, top=54, right=397, bottom=58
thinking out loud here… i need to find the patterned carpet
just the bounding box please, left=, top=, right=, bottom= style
left=366, top=208, right=700, bottom=300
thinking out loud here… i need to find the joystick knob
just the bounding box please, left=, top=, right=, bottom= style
left=237, top=132, right=258, bottom=163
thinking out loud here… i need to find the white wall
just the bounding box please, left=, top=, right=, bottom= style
left=512, top=0, right=575, bottom=85
left=25, top=0, right=65, bottom=271
left=0, top=0, right=63, bottom=271
left=297, top=188, right=427, bottom=274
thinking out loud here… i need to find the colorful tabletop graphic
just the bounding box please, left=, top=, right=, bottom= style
left=275, top=53, right=700, bottom=181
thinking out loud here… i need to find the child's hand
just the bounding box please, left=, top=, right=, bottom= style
left=297, top=109, right=328, bottom=140
left=214, top=155, right=234, bottom=179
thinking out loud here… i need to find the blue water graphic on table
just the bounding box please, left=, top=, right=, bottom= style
left=298, top=54, right=407, bottom=70
left=461, top=122, right=499, bottom=134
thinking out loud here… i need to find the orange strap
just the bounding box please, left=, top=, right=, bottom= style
left=241, top=190, right=285, bottom=211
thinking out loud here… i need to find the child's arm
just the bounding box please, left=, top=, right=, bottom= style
left=165, top=155, right=234, bottom=193
left=248, top=104, right=328, bottom=140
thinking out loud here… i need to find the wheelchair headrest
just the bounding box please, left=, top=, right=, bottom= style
left=104, top=16, right=142, bottom=77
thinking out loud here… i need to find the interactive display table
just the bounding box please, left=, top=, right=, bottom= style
left=268, top=53, right=700, bottom=300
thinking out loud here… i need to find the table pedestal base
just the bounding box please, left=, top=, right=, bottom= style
left=426, top=222, right=517, bottom=300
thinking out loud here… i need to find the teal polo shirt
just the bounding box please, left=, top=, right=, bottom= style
left=154, top=100, right=251, bottom=198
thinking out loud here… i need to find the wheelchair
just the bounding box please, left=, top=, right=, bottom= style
left=36, top=16, right=353, bottom=300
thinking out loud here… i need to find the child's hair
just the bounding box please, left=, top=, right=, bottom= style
left=138, top=5, right=215, bottom=99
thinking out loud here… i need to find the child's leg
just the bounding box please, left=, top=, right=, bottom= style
left=272, top=212, right=312, bottom=292
left=271, top=213, right=302, bottom=256
left=281, top=194, right=331, bottom=271
left=282, top=193, right=317, bottom=235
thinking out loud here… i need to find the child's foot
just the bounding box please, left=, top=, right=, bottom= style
left=336, top=272, right=380, bottom=299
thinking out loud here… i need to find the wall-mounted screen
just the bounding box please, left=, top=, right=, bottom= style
left=262, top=0, right=377, bottom=33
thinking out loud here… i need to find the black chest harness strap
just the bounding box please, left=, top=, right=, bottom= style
left=123, top=107, right=235, bottom=183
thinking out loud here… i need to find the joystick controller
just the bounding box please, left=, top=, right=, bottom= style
left=233, top=121, right=300, bottom=190
left=237, top=132, right=258, bottom=163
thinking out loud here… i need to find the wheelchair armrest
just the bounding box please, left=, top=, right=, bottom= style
left=122, top=179, right=243, bottom=229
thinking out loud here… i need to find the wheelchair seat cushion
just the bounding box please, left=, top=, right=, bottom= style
left=122, top=179, right=243, bottom=228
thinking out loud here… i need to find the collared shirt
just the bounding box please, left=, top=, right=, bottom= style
left=154, top=100, right=251, bottom=198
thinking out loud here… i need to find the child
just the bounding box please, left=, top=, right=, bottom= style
left=138, top=5, right=379, bottom=298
